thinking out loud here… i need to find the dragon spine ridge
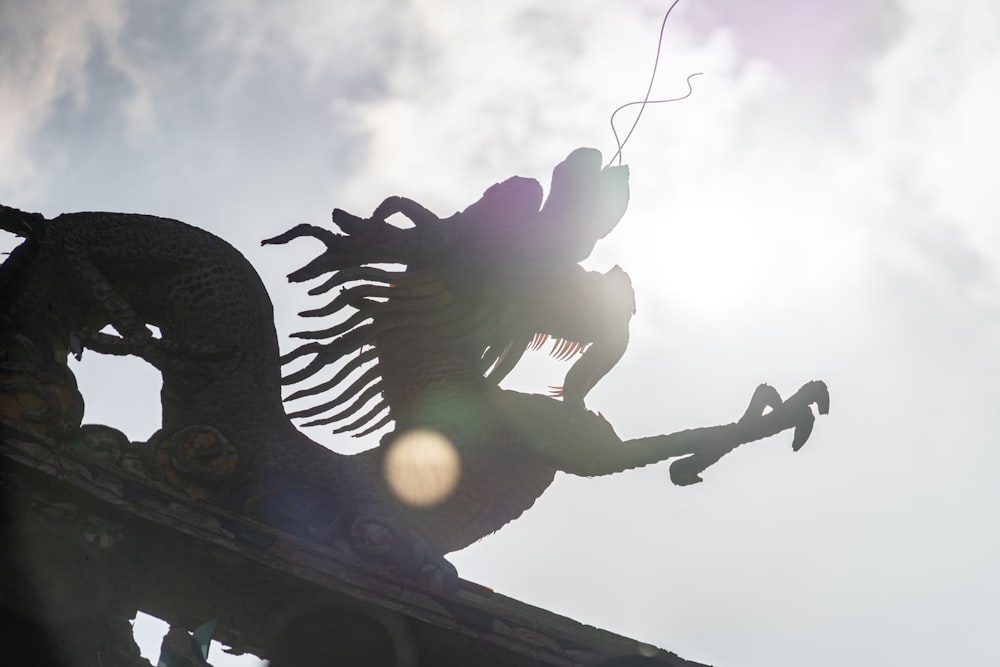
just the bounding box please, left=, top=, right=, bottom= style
left=0, top=148, right=829, bottom=583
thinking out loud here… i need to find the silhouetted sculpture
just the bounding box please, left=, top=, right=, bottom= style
left=0, top=148, right=828, bottom=589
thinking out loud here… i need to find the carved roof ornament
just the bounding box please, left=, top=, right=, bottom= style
left=0, top=148, right=828, bottom=579
left=0, top=148, right=827, bottom=664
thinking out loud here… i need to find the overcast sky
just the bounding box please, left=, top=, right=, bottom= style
left=2, top=1, right=999, bottom=666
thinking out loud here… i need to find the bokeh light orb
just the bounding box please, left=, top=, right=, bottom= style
left=383, top=429, right=460, bottom=507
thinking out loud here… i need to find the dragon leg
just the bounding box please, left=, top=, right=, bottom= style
left=499, top=381, right=829, bottom=483
left=648, top=381, right=829, bottom=485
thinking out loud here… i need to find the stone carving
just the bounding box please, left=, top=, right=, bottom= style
left=0, top=148, right=828, bottom=586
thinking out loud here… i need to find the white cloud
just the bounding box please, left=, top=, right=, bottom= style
left=853, top=0, right=1000, bottom=280
left=0, top=0, right=126, bottom=197
left=2, top=2, right=999, bottom=665
left=336, top=0, right=702, bottom=211
left=190, top=0, right=411, bottom=87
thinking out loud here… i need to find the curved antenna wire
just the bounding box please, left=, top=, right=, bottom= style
left=608, top=71, right=703, bottom=161
left=606, top=0, right=699, bottom=167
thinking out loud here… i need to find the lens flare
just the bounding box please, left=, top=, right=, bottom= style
left=383, top=429, right=460, bottom=507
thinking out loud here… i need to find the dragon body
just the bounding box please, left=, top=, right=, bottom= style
left=0, top=149, right=828, bottom=583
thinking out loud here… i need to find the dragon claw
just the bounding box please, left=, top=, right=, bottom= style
left=806, top=380, right=831, bottom=415
left=740, top=383, right=783, bottom=422
left=790, top=412, right=816, bottom=451
left=662, top=380, right=830, bottom=484
left=784, top=380, right=829, bottom=451
left=669, top=456, right=704, bottom=486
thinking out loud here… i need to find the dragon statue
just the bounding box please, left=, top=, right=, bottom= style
left=0, top=148, right=828, bottom=586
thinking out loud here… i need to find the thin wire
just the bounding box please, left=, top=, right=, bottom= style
left=608, top=71, right=702, bottom=163
left=606, top=0, right=696, bottom=167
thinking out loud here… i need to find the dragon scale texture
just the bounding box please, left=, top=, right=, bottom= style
left=0, top=149, right=829, bottom=582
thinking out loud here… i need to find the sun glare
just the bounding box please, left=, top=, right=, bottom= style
left=383, top=429, right=461, bottom=507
